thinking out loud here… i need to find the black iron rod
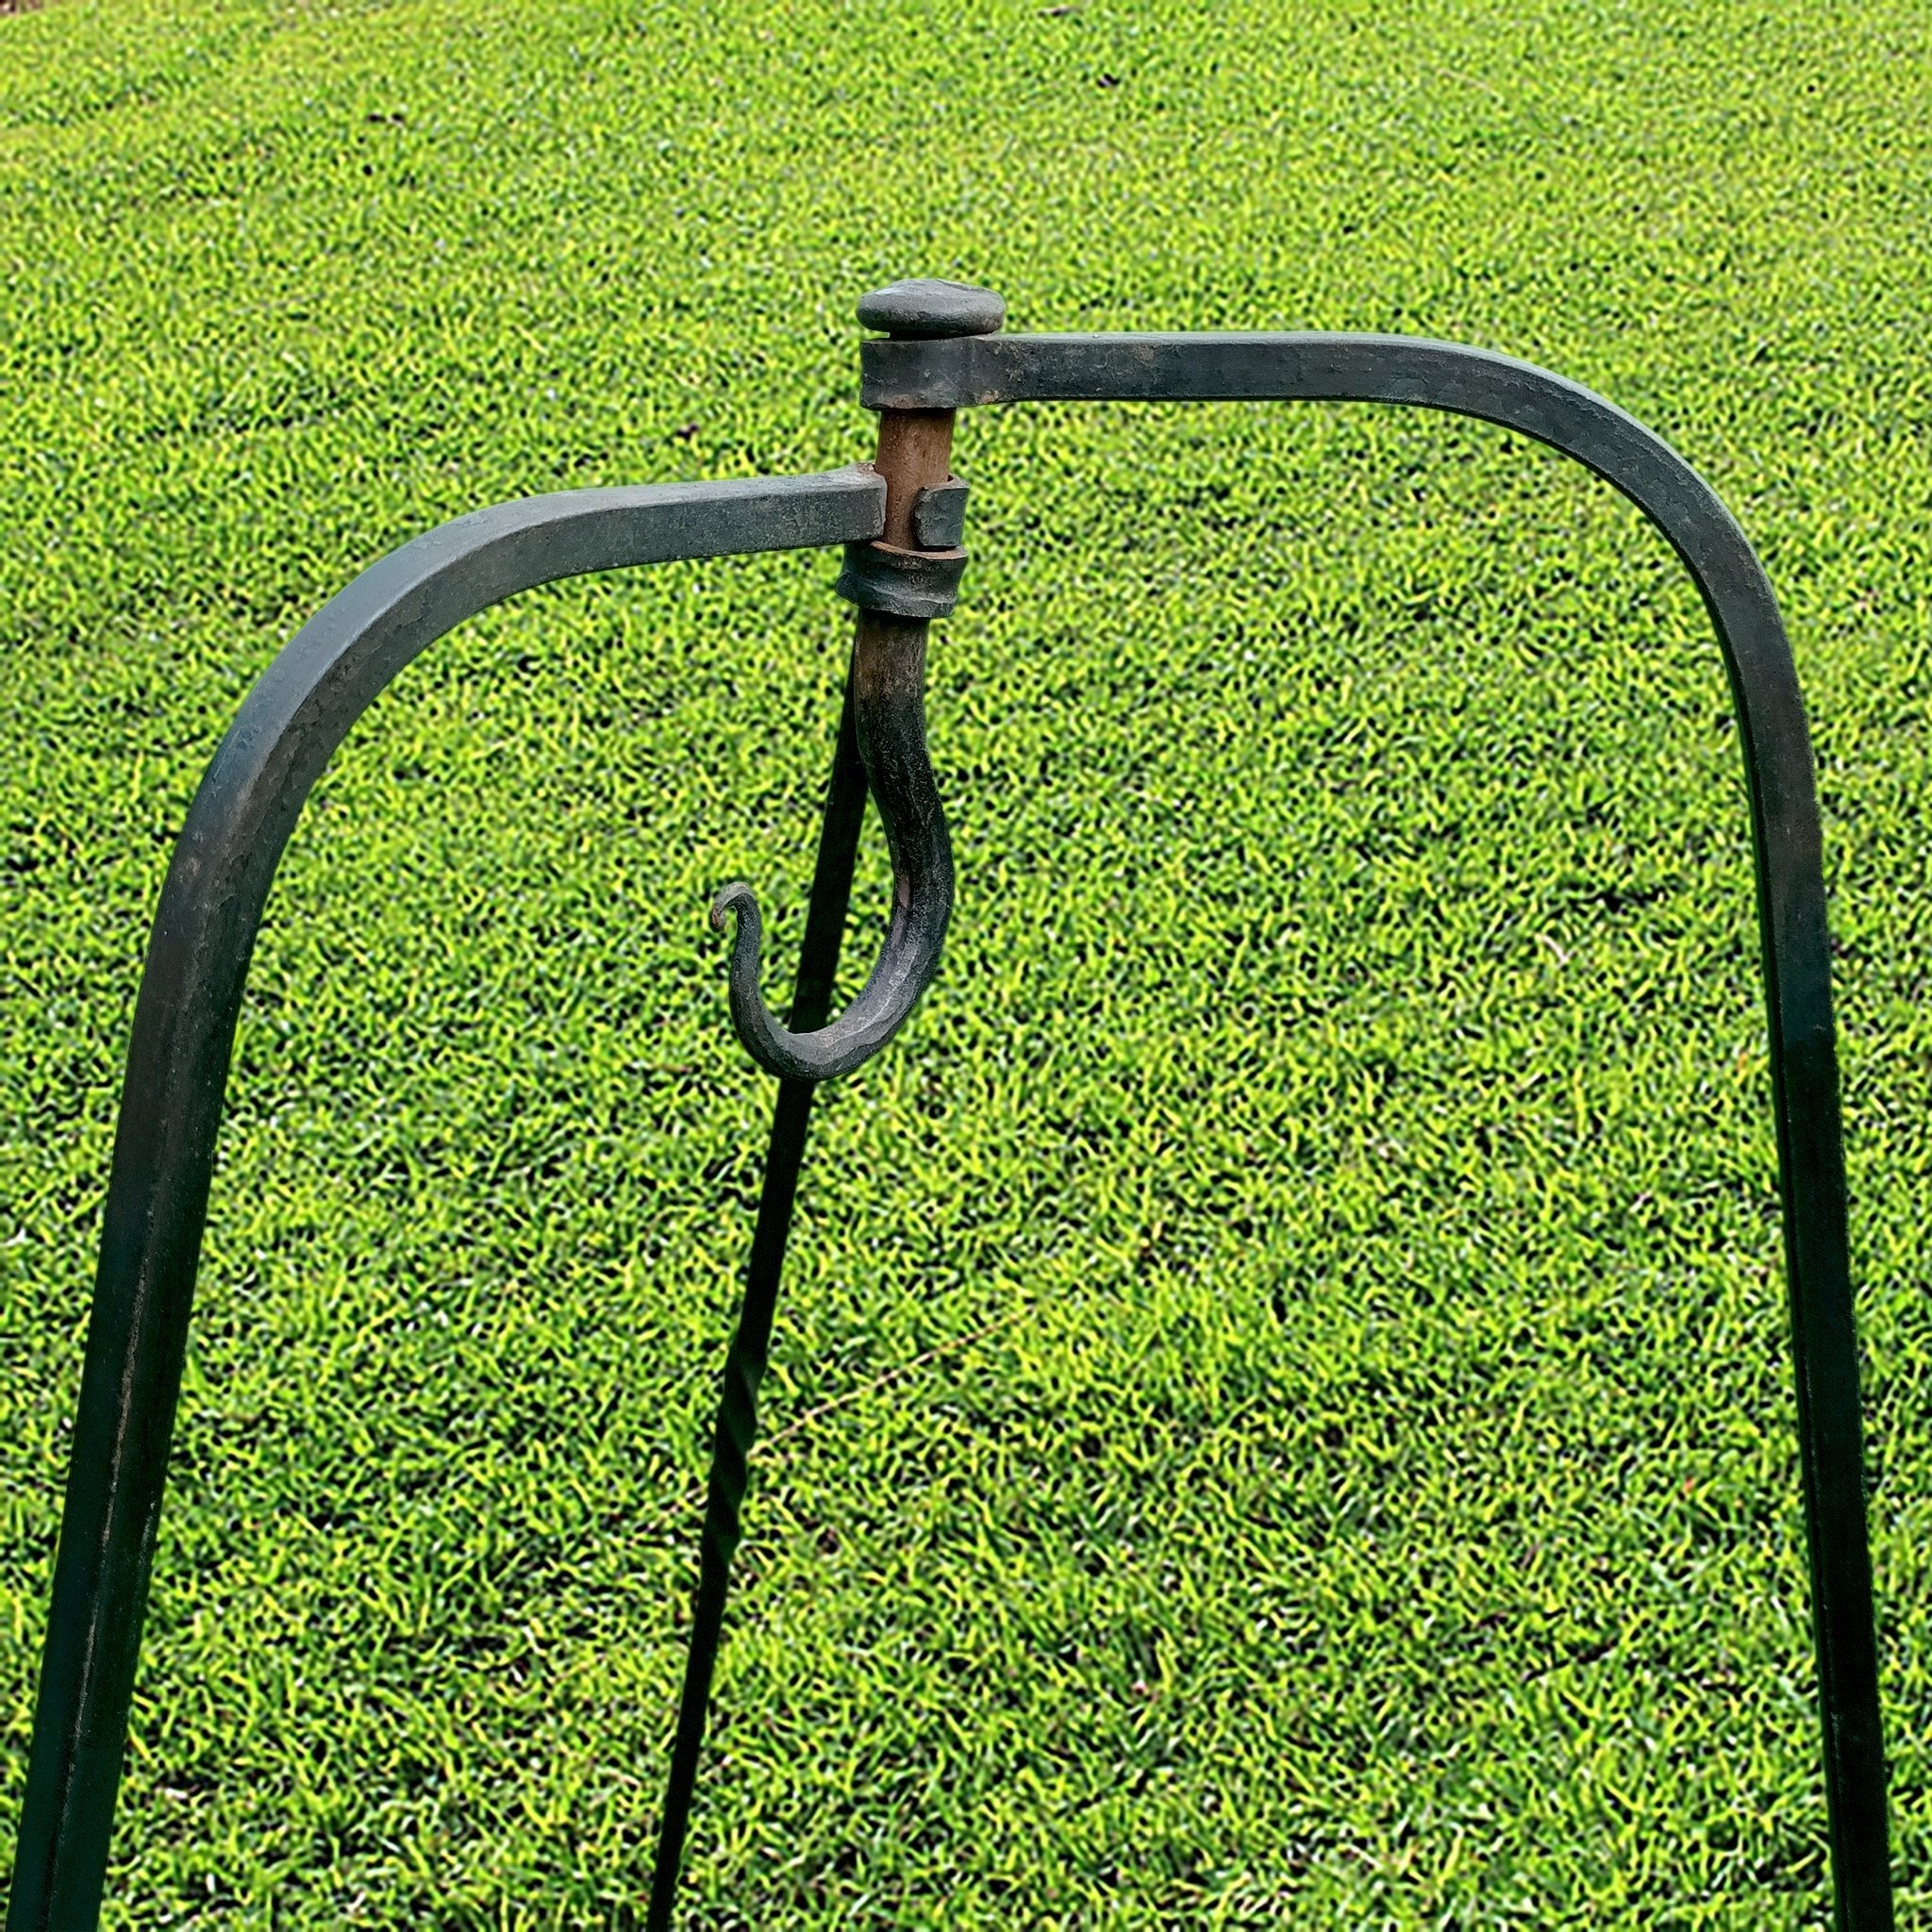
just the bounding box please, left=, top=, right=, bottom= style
left=647, top=664, right=873, bottom=1930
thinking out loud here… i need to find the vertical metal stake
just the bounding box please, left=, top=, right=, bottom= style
left=646, top=677, right=867, bottom=1927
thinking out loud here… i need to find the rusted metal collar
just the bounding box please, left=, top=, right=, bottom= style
left=834, top=537, right=967, bottom=619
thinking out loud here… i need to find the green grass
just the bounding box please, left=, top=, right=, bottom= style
left=4, top=0, right=1932, bottom=1922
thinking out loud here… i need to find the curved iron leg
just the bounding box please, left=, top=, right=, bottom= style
left=863, top=321, right=1890, bottom=1926
left=648, top=674, right=868, bottom=1929
left=5, top=471, right=889, bottom=1932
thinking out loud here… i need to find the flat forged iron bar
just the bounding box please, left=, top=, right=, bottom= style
left=855, top=313, right=1890, bottom=1926
left=4, top=467, right=911, bottom=1929
left=8, top=275, right=1892, bottom=1932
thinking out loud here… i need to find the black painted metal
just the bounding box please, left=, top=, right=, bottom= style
left=4, top=469, right=890, bottom=1932
left=648, top=280, right=986, bottom=1923
left=8, top=289, right=1892, bottom=1931
left=862, top=321, right=1891, bottom=1928
left=650, top=674, right=871, bottom=1931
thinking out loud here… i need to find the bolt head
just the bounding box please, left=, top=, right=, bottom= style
left=857, top=278, right=1005, bottom=340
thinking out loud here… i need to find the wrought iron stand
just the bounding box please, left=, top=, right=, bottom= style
left=6, top=279, right=1895, bottom=1928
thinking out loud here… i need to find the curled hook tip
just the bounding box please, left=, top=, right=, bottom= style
left=709, top=880, right=756, bottom=933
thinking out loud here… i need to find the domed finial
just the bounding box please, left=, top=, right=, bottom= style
left=856, top=278, right=1005, bottom=341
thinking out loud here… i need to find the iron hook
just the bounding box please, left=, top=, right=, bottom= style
left=710, top=277, right=1000, bottom=1085
left=710, top=608, right=954, bottom=1082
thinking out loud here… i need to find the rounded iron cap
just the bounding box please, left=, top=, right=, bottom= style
left=857, top=278, right=1005, bottom=340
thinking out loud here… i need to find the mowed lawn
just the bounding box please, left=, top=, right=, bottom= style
left=5, top=0, right=1932, bottom=1924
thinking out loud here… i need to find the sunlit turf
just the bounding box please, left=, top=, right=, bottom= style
left=5, top=0, right=1932, bottom=1923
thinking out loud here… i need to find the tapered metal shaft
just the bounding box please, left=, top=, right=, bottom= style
left=645, top=678, right=867, bottom=1929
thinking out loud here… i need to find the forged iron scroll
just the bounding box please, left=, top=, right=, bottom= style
left=5, top=467, right=887, bottom=1932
